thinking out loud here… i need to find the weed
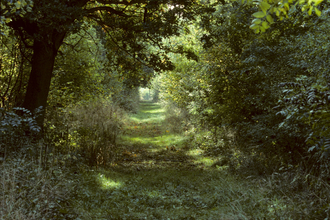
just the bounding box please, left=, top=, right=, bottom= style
left=67, top=98, right=126, bottom=166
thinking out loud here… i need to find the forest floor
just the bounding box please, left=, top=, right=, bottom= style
left=73, top=102, right=275, bottom=219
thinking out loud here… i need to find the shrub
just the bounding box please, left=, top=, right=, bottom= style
left=0, top=107, right=41, bottom=157
left=68, top=99, right=126, bottom=166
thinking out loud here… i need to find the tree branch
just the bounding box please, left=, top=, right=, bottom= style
left=86, top=6, right=129, bottom=17
left=91, top=0, right=147, bottom=5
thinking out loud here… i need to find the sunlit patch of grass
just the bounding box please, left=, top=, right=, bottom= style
left=195, top=157, right=215, bottom=166
left=186, top=149, right=215, bottom=167
left=97, top=174, right=122, bottom=190
left=119, top=134, right=188, bottom=148
left=141, top=107, right=165, bottom=114
left=130, top=114, right=165, bottom=124
left=142, top=159, right=157, bottom=165
left=187, top=149, right=204, bottom=156
left=129, top=102, right=165, bottom=124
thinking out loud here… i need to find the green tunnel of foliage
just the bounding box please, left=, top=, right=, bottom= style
left=153, top=1, right=330, bottom=177
left=1, top=0, right=330, bottom=218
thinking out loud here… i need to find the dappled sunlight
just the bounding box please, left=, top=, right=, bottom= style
left=128, top=102, right=165, bottom=124
left=72, top=102, right=285, bottom=219
left=130, top=114, right=165, bottom=123
left=119, top=135, right=162, bottom=146
left=186, top=149, right=204, bottom=156
left=141, top=108, right=165, bottom=114
left=119, top=134, right=187, bottom=148
left=148, top=147, right=164, bottom=153
left=97, top=173, right=123, bottom=190
left=195, top=157, right=215, bottom=167
left=186, top=149, right=215, bottom=166
left=75, top=167, right=267, bottom=219
left=140, top=159, right=157, bottom=165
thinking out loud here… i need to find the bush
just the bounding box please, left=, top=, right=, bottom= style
left=68, top=99, right=126, bottom=166
left=0, top=107, right=42, bottom=158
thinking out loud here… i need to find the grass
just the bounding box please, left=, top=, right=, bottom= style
left=0, top=153, right=79, bottom=220
left=72, top=101, right=282, bottom=219
left=74, top=168, right=269, bottom=219
left=2, top=101, right=329, bottom=219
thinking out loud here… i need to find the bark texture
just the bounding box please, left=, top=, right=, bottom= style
left=22, top=31, right=66, bottom=127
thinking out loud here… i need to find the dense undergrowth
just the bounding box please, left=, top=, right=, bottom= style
left=2, top=100, right=329, bottom=219
left=159, top=101, right=330, bottom=219
left=0, top=95, right=133, bottom=219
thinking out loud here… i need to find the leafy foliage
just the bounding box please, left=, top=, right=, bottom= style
left=0, top=107, right=41, bottom=154
left=243, top=0, right=326, bottom=33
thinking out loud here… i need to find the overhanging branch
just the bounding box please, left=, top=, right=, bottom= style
left=86, top=6, right=129, bottom=17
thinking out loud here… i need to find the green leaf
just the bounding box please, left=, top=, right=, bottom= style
left=266, top=14, right=274, bottom=23
left=260, top=1, right=271, bottom=13
left=15, top=1, right=21, bottom=9
left=314, top=0, right=323, bottom=6
left=250, top=23, right=260, bottom=29
left=276, top=9, right=280, bottom=16
left=308, top=6, right=313, bottom=15
left=262, top=21, right=269, bottom=29
left=314, top=7, right=321, bottom=16
left=252, top=18, right=262, bottom=24
left=252, top=11, right=266, bottom=18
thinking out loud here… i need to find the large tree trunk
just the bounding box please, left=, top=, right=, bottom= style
left=22, top=32, right=66, bottom=128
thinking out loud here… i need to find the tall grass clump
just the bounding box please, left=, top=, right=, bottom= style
left=0, top=154, right=78, bottom=220
left=161, top=100, right=190, bottom=134
left=113, top=87, right=140, bottom=113
left=69, top=98, right=126, bottom=166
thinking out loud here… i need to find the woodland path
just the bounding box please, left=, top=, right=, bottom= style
left=73, top=102, right=266, bottom=220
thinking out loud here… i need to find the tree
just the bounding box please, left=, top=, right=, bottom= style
left=1, top=0, right=205, bottom=127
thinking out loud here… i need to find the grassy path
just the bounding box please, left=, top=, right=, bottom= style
left=73, top=102, right=270, bottom=219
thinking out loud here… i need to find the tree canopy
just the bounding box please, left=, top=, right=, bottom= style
left=0, top=0, right=209, bottom=126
